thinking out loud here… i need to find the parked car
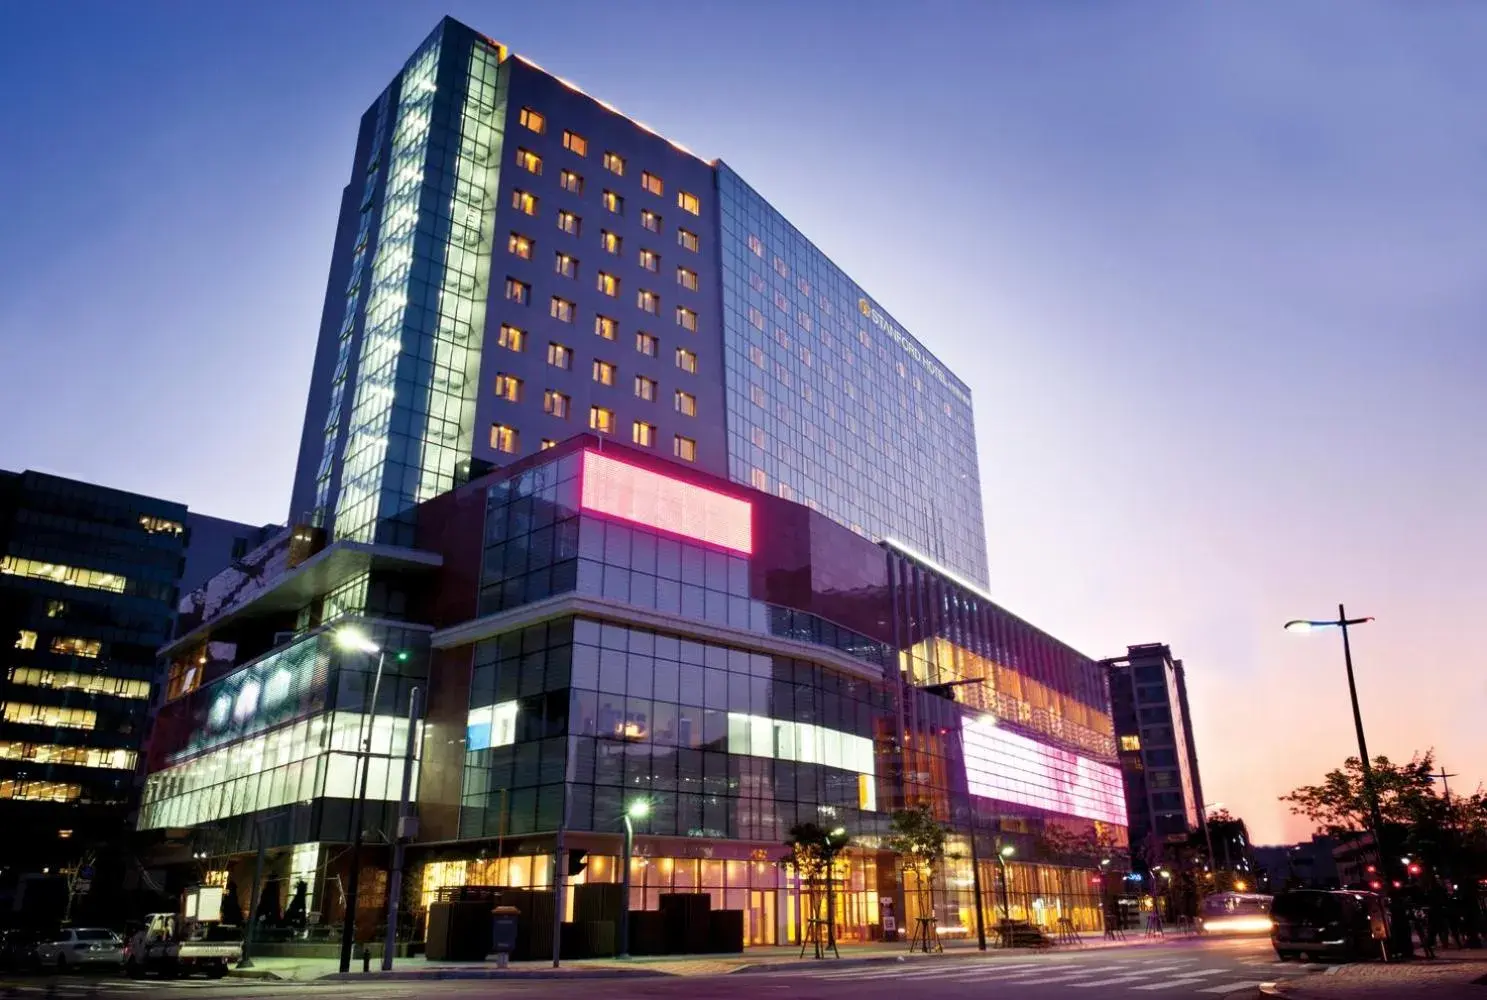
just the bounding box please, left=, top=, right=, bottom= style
left=125, top=913, right=240, bottom=979
left=0, top=929, right=41, bottom=972
left=33, top=928, right=124, bottom=972
left=1271, top=889, right=1388, bottom=962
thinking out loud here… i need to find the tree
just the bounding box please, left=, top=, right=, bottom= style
left=887, top=804, right=948, bottom=940
left=785, top=822, right=851, bottom=957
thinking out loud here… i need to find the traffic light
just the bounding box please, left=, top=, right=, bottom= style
left=1365, top=865, right=1377, bottom=875
left=396, top=650, right=410, bottom=662
left=567, top=849, right=589, bottom=877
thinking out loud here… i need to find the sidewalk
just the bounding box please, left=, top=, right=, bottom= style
left=1263, top=947, right=1487, bottom=1000
left=231, top=931, right=1173, bottom=982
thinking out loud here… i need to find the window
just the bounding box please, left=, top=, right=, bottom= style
left=592, top=360, right=616, bottom=386
left=634, top=375, right=657, bottom=400
left=513, top=190, right=538, bottom=215
left=674, top=390, right=697, bottom=416
left=632, top=421, right=656, bottom=447
left=639, top=249, right=659, bottom=272
left=676, top=306, right=698, bottom=331
left=550, top=296, right=575, bottom=322
left=751, top=467, right=767, bottom=491
left=15, top=630, right=37, bottom=650
left=494, top=373, right=522, bottom=402
left=601, top=230, right=621, bottom=255
left=519, top=107, right=546, bottom=133
left=7, top=667, right=149, bottom=700
left=635, top=332, right=658, bottom=356
left=516, top=148, right=542, bottom=174
left=45, top=600, right=66, bottom=618
left=1, top=558, right=125, bottom=594
left=641, top=209, right=661, bottom=232
left=554, top=252, right=577, bottom=278
left=677, top=190, right=700, bottom=215
left=641, top=171, right=664, bottom=196
left=508, top=233, right=533, bottom=259
left=602, top=190, right=623, bottom=214
left=675, top=347, right=697, bottom=374
left=589, top=406, right=614, bottom=433
left=556, top=210, right=580, bottom=236
left=541, top=439, right=557, bottom=450
left=603, top=150, right=624, bottom=175
left=594, top=314, right=618, bottom=340
left=676, top=266, right=698, bottom=290
left=596, top=271, right=619, bottom=297
left=490, top=424, right=519, bottom=454
left=1120, top=735, right=1142, bottom=752
left=562, top=130, right=588, bottom=156
left=673, top=435, right=697, bottom=462
left=748, top=234, right=764, bottom=257
left=49, top=637, right=101, bottom=658
left=505, top=278, right=531, bottom=305
left=637, top=289, right=660, bottom=314
left=498, top=324, right=526, bottom=352
left=548, top=342, right=572, bottom=369
left=1, top=703, right=97, bottom=730
left=544, top=390, right=570, bottom=418
left=678, top=228, right=699, bottom=252
left=560, top=169, right=584, bottom=194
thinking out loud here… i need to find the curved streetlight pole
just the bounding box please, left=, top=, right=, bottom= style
left=618, top=800, right=650, bottom=959
left=335, top=629, right=387, bottom=975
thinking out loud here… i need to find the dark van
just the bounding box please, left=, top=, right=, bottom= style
left=1271, top=889, right=1388, bottom=961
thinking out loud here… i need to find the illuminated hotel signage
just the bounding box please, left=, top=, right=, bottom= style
left=857, top=298, right=971, bottom=408
left=960, top=715, right=1126, bottom=827
left=579, top=450, right=753, bottom=555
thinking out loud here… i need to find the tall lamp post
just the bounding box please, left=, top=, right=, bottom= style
left=618, top=800, right=650, bottom=959
left=1201, top=802, right=1225, bottom=883
left=996, top=845, right=1015, bottom=923
left=336, top=628, right=387, bottom=976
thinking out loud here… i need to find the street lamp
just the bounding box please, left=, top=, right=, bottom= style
left=995, top=845, right=1015, bottom=924
left=335, top=628, right=386, bottom=975
left=618, top=800, right=650, bottom=959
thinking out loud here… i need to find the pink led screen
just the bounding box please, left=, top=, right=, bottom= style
left=579, top=450, right=753, bottom=555
left=960, top=716, right=1127, bottom=826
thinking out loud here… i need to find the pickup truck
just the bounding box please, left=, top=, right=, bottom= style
left=124, top=913, right=240, bottom=979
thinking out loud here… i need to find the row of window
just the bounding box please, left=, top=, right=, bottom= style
left=515, top=109, right=701, bottom=216
left=503, top=277, right=698, bottom=330
left=508, top=233, right=699, bottom=287
left=495, top=375, right=695, bottom=414
left=491, top=422, right=696, bottom=462
left=1, top=702, right=98, bottom=730
left=494, top=327, right=697, bottom=377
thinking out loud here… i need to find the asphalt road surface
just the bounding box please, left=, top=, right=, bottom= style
left=0, top=937, right=1344, bottom=999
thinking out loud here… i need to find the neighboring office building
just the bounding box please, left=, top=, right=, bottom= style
left=287, top=15, right=988, bottom=587
left=1106, top=644, right=1206, bottom=862
left=140, top=438, right=1125, bottom=947
left=1252, top=834, right=1339, bottom=892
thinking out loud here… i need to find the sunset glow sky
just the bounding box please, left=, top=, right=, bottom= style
left=1, top=1, right=1483, bottom=844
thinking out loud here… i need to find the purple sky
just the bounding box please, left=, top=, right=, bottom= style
left=2, top=1, right=1483, bottom=844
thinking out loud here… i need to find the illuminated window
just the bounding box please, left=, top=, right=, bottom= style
left=550, top=297, right=575, bottom=322
left=676, top=267, right=698, bottom=290
left=596, top=271, right=619, bottom=297
left=560, top=169, right=584, bottom=194
left=579, top=450, right=749, bottom=554
left=45, top=601, right=66, bottom=618
left=641, top=171, right=664, bottom=196
left=516, top=148, right=542, bottom=174
left=547, top=342, right=572, bottom=369
left=0, top=780, right=80, bottom=803
left=498, top=324, right=526, bottom=352
left=138, top=515, right=182, bottom=536
left=519, top=107, right=546, bottom=133
left=603, top=190, right=623, bottom=214
left=541, top=439, right=557, bottom=450
left=750, top=427, right=766, bottom=448
left=563, top=130, right=588, bottom=156
left=632, top=421, right=656, bottom=447
left=508, top=233, right=533, bottom=259
left=512, top=190, right=538, bottom=215
left=748, top=307, right=765, bottom=331
left=750, top=467, right=767, bottom=491
left=505, top=278, right=530, bottom=305
left=0, top=742, right=137, bottom=770
left=544, top=390, right=570, bottom=418
left=493, top=373, right=522, bottom=403
left=6, top=667, right=149, bottom=699
left=554, top=252, right=577, bottom=278
left=675, top=348, right=697, bottom=374
left=749, top=384, right=765, bottom=406
left=592, top=360, right=616, bottom=386
left=673, top=435, right=697, bottom=462
left=1120, top=735, right=1142, bottom=752
left=676, top=306, right=698, bottom=331
left=594, top=314, right=618, bottom=340
left=589, top=406, right=615, bottom=434
left=637, top=289, right=660, bottom=315
left=1, top=558, right=125, bottom=594
left=489, top=424, right=519, bottom=454
left=748, top=234, right=764, bottom=257
left=641, top=210, right=661, bottom=233
left=674, top=390, right=696, bottom=417
left=601, top=230, right=621, bottom=255
left=604, top=151, right=625, bottom=175
left=678, top=228, right=699, bottom=252
left=635, top=332, right=658, bottom=357
left=677, top=190, right=700, bottom=215
left=48, top=637, right=100, bottom=659
left=556, top=210, right=580, bottom=236
left=634, top=375, right=657, bottom=401
left=15, top=630, right=37, bottom=650
left=2, top=703, right=97, bottom=730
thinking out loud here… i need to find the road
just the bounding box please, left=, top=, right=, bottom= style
left=0, top=937, right=1341, bottom=999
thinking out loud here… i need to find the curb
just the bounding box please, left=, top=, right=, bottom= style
left=313, top=967, right=669, bottom=982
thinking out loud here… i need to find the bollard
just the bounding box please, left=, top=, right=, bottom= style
left=362, top=945, right=371, bottom=973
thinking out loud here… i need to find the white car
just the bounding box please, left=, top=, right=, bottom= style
left=34, top=928, right=124, bottom=971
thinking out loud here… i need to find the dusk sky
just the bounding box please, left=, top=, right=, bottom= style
left=1, top=2, right=1482, bottom=844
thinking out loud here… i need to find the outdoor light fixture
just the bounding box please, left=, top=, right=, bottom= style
left=1000, top=845, right=1016, bottom=858
left=627, top=800, right=651, bottom=820
left=335, top=629, right=380, bottom=654
left=831, top=826, right=847, bottom=838
left=619, top=799, right=654, bottom=958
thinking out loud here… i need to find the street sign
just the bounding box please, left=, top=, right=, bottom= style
left=73, top=880, right=92, bottom=894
